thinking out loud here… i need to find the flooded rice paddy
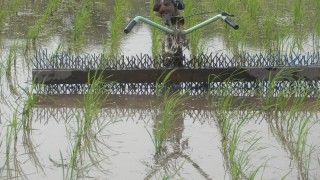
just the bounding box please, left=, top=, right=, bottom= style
left=1, top=0, right=320, bottom=179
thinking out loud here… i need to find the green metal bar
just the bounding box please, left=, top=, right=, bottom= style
left=182, top=14, right=225, bottom=34
left=131, top=15, right=226, bottom=35
left=133, top=16, right=174, bottom=34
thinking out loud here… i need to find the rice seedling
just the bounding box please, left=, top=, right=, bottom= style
left=207, top=74, right=270, bottom=179
left=267, top=110, right=317, bottom=179
left=69, top=0, right=92, bottom=52
left=10, top=0, right=21, bottom=15
left=1, top=110, right=28, bottom=180
left=212, top=0, right=228, bottom=10
left=149, top=70, right=188, bottom=155
left=155, top=69, right=177, bottom=96
left=60, top=71, right=112, bottom=179
left=183, top=0, right=203, bottom=55
left=5, top=42, right=19, bottom=95
left=20, top=81, right=38, bottom=130
left=293, top=0, right=303, bottom=26
left=0, top=78, right=43, bottom=179
left=0, top=61, right=4, bottom=79
left=0, top=10, right=7, bottom=31
left=241, top=0, right=263, bottom=22
left=147, top=89, right=188, bottom=155
left=263, top=80, right=319, bottom=179
left=5, top=42, right=18, bottom=78
left=256, top=69, right=296, bottom=107
left=212, top=93, right=266, bottom=180
left=104, top=0, right=127, bottom=57
left=26, top=0, right=61, bottom=41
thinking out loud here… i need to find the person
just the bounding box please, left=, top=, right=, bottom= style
left=153, top=0, right=185, bottom=17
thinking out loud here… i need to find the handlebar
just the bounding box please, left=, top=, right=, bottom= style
left=124, top=12, right=239, bottom=34
left=124, top=20, right=137, bottom=34
left=221, top=12, right=239, bottom=30
left=224, top=18, right=239, bottom=30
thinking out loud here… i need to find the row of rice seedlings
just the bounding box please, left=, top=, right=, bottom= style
left=5, top=42, right=18, bottom=78
left=183, top=0, right=204, bottom=56
left=61, top=72, right=111, bottom=179
left=234, top=0, right=292, bottom=53
left=148, top=88, right=188, bottom=156
left=258, top=73, right=318, bottom=179
left=212, top=0, right=318, bottom=54
left=69, top=0, right=92, bottom=52
left=1, top=109, right=28, bottom=180
left=0, top=0, right=22, bottom=31
left=0, top=59, right=4, bottom=79
left=10, top=0, right=22, bottom=15
left=212, top=92, right=266, bottom=179
left=0, top=77, right=41, bottom=179
left=0, top=10, right=7, bottom=31
left=266, top=109, right=317, bottom=179
left=293, top=0, right=303, bottom=26
left=26, top=0, right=61, bottom=42
left=240, top=0, right=263, bottom=22
left=104, top=0, right=127, bottom=58
left=252, top=66, right=320, bottom=177
left=20, top=82, right=38, bottom=130
left=261, top=69, right=320, bottom=110
left=211, top=0, right=229, bottom=10
left=5, top=42, right=19, bottom=95
left=149, top=70, right=188, bottom=155
left=20, top=82, right=45, bottom=173
left=254, top=69, right=297, bottom=106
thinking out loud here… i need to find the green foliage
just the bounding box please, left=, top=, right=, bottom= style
left=148, top=89, right=188, bottom=155
left=148, top=69, right=189, bottom=155
left=27, top=0, right=60, bottom=41
left=183, top=0, right=204, bottom=55
left=61, top=71, right=112, bottom=179
left=70, top=0, right=92, bottom=51
left=105, top=0, right=127, bottom=57
left=5, top=42, right=18, bottom=78
left=155, top=69, right=177, bottom=96
left=213, top=93, right=266, bottom=180
left=0, top=10, right=7, bottom=30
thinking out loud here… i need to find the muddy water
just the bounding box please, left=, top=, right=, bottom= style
left=31, top=95, right=320, bottom=179
left=1, top=0, right=320, bottom=179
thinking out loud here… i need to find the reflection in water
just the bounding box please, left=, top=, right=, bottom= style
left=265, top=110, right=319, bottom=179
left=32, top=94, right=215, bottom=179
left=0, top=0, right=320, bottom=179
left=216, top=93, right=320, bottom=179
left=212, top=96, right=263, bottom=180
left=22, top=118, right=45, bottom=176
left=145, top=112, right=212, bottom=180
left=1, top=93, right=319, bottom=179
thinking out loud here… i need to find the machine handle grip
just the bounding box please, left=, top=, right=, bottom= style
left=224, top=18, right=239, bottom=30
left=124, top=20, right=137, bottom=34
